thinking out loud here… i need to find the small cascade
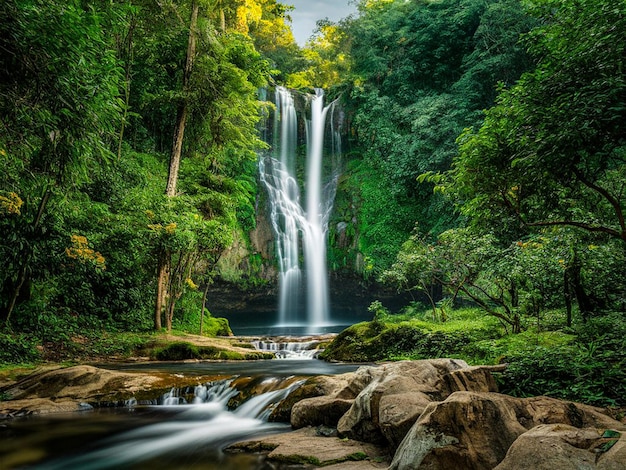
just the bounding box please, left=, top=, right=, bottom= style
left=35, top=377, right=302, bottom=470
left=156, top=378, right=239, bottom=407
left=250, top=338, right=325, bottom=359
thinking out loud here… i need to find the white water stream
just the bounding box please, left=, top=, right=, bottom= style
left=259, top=86, right=341, bottom=333
left=28, top=378, right=303, bottom=470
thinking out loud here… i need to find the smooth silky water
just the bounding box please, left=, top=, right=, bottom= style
left=0, top=359, right=363, bottom=470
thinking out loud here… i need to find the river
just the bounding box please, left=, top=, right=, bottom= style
left=0, top=357, right=364, bottom=470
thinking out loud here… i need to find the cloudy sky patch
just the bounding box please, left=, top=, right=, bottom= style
left=285, top=0, right=357, bottom=45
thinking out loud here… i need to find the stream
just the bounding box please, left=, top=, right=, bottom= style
left=0, top=342, right=364, bottom=470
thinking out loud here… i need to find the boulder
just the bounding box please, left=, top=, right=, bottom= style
left=379, top=391, right=433, bottom=448
left=597, top=435, right=626, bottom=470
left=390, top=391, right=626, bottom=470
left=336, top=359, right=497, bottom=447
left=275, top=373, right=359, bottom=422
left=494, top=424, right=624, bottom=470
left=292, top=395, right=355, bottom=429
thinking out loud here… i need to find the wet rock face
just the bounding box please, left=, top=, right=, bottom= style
left=0, top=365, right=209, bottom=418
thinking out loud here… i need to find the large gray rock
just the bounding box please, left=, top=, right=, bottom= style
left=494, top=424, right=624, bottom=470
left=292, top=395, right=355, bottom=428
left=336, top=359, right=498, bottom=447
left=390, top=391, right=626, bottom=470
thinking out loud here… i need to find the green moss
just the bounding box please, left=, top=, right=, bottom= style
left=271, top=454, right=321, bottom=466
left=347, top=452, right=368, bottom=461
left=320, top=321, right=471, bottom=362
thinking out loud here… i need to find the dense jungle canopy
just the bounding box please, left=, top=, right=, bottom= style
left=1, top=0, right=625, bottom=405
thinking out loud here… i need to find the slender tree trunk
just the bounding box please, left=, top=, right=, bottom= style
left=154, top=2, right=199, bottom=331
left=154, top=250, right=170, bottom=330
left=165, top=1, right=198, bottom=197
left=199, top=282, right=210, bottom=335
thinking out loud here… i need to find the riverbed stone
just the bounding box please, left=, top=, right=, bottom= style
left=389, top=391, right=626, bottom=470
left=273, top=373, right=359, bottom=422
left=0, top=364, right=208, bottom=417
left=226, top=426, right=390, bottom=467
left=292, top=395, right=355, bottom=428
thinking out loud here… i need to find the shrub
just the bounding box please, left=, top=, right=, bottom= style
left=0, top=332, right=40, bottom=363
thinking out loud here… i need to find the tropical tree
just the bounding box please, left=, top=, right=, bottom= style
left=452, top=0, right=626, bottom=244
left=340, top=0, right=535, bottom=273
left=0, top=0, right=123, bottom=325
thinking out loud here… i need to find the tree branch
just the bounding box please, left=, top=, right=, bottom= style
left=572, top=166, right=626, bottom=240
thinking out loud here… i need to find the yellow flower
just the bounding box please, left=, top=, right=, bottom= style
left=66, top=234, right=106, bottom=270
left=185, top=278, right=198, bottom=290
left=0, top=191, right=23, bottom=215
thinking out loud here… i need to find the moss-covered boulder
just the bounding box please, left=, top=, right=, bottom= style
left=319, top=321, right=470, bottom=362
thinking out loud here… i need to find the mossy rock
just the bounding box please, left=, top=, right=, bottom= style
left=153, top=342, right=223, bottom=360
left=320, top=321, right=470, bottom=362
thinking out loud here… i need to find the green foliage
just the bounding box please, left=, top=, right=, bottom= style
left=452, top=0, right=626, bottom=244
left=382, top=227, right=574, bottom=332
left=499, top=329, right=626, bottom=407
left=338, top=0, right=536, bottom=273
left=320, top=317, right=473, bottom=363
left=0, top=333, right=40, bottom=364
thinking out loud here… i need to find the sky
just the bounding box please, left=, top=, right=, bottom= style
left=284, top=0, right=358, bottom=46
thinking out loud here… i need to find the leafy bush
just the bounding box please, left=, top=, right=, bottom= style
left=498, top=316, right=626, bottom=407
left=0, top=333, right=40, bottom=363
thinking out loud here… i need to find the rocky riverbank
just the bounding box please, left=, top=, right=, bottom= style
left=1, top=359, right=624, bottom=469
left=230, top=359, right=625, bottom=469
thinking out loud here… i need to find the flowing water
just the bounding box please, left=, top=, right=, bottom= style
left=0, top=360, right=363, bottom=470
left=259, top=86, right=341, bottom=333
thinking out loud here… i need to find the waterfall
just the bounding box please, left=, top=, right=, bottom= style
left=260, top=86, right=340, bottom=332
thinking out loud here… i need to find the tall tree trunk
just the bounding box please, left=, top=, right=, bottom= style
left=154, top=250, right=170, bottom=330
left=199, top=282, right=210, bottom=335
left=165, top=1, right=198, bottom=197
left=154, top=2, right=199, bottom=331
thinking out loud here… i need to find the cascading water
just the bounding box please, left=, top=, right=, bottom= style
left=28, top=377, right=303, bottom=470
left=260, top=86, right=340, bottom=333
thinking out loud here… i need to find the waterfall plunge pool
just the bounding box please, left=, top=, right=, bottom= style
left=0, top=360, right=365, bottom=470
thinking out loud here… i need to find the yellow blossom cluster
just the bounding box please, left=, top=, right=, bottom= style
left=0, top=191, right=23, bottom=216
left=147, top=222, right=177, bottom=234
left=65, top=234, right=106, bottom=270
